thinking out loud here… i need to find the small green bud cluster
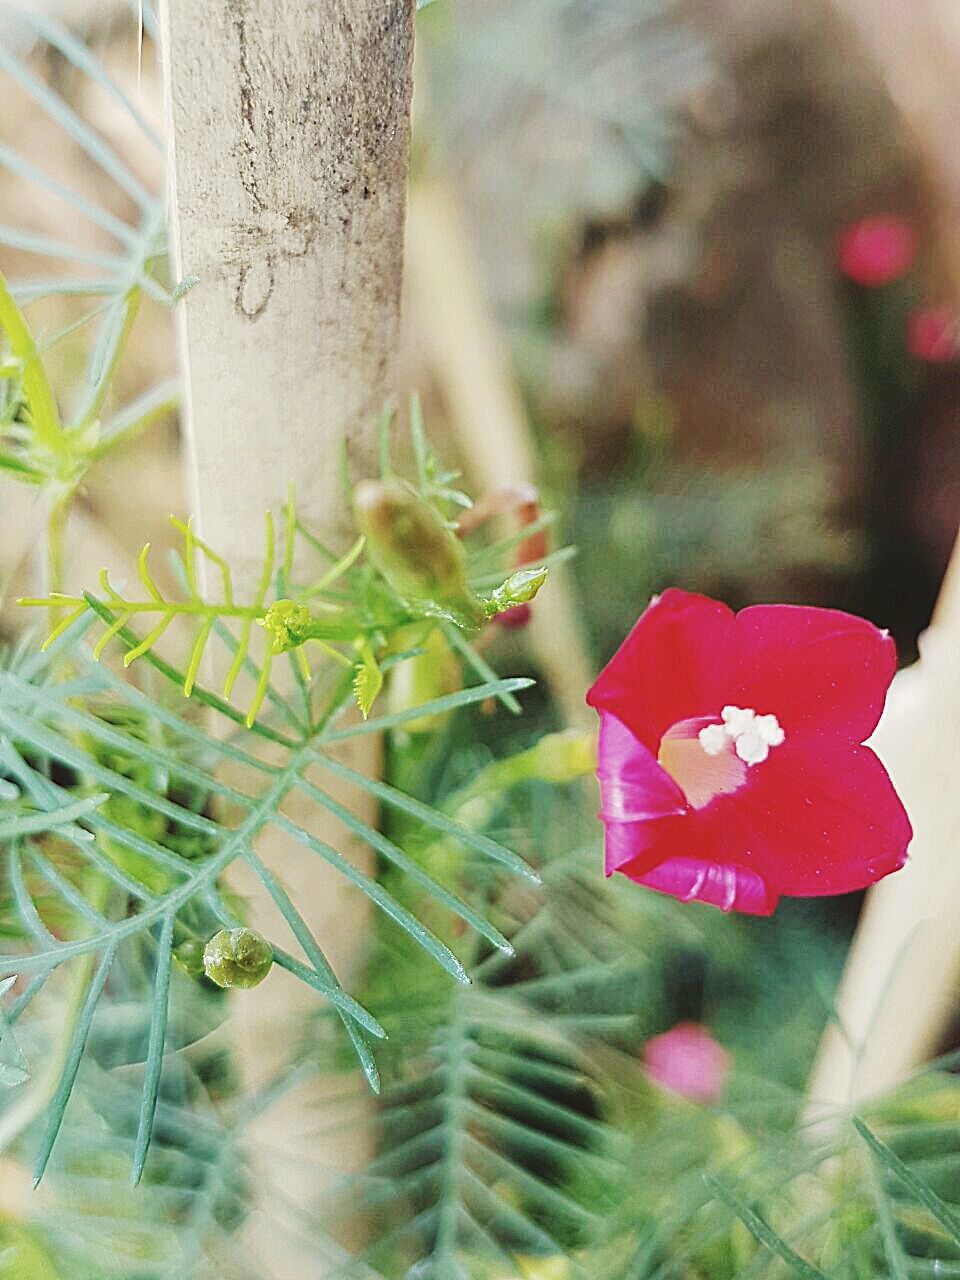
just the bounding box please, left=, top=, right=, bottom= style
left=202, top=927, right=273, bottom=989
left=260, top=599, right=313, bottom=653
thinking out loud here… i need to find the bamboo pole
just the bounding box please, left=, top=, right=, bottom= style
left=160, top=1, right=414, bottom=1268
left=808, top=0, right=960, bottom=1113
left=807, top=529, right=960, bottom=1109
left=828, top=0, right=960, bottom=290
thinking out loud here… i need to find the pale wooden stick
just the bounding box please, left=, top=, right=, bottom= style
left=160, top=1, right=413, bottom=1269
left=406, top=179, right=596, bottom=729
left=807, top=525, right=960, bottom=1111
left=808, top=0, right=960, bottom=1115
left=829, top=0, right=960, bottom=288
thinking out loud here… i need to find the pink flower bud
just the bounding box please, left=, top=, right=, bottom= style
left=907, top=305, right=960, bottom=363
left=837, top=215, right=917, bottom=287
left=643, top=1021, right=730, bottom=1104
left=494, top=603, right=532, bottom=630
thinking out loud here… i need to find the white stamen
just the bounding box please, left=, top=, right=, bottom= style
left=753, top=713, right=785, bottom=747
left=735, top=731, right=769, bottom=765
left=698, top=723, right=728, bottom=756
left=699, top=705, right=784, bottom=768
left=721, top=705, right=755, bottom=736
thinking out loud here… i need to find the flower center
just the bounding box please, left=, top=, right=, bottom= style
left=657, top=705, right=784, bottom=810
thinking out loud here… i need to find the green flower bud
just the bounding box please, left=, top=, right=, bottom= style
left=386, top=626, right=462, bottom=733
left=523, top=729, right=597, bottom=783
left=260, top=599, right=313, bottom=652
left=354, top=479, right=485, bottom=629
left=457, top=729, right=597, bottom=801
left=173, top=938, right=207, bottom=978
left=484, top=566, right=548, bottom=618
left=202, top=928, right=273, bottom=989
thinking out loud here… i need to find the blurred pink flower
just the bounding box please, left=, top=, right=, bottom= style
left=907, top=305, right=960, bottom=363
left=837, top=215, right=917, bottom=286
left=643, top=1022, right=730, bottom=1104
left=586, top=589, right=911, bottom=914
left=494, top=603, right=532, bottom=629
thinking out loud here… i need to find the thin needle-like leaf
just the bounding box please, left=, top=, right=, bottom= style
left=704, top=1175, right=829, bottom=1280
left=28, top=848, right=110, bottom=929
left=853, top=1117, right=960, bottom=1245
left=0, top=223, right=124, bottom=271
left=0, top=43, right=153, bottom=209
left=33, top=940, right=118, bottom=1185
left=317, top=677, right=534, bottom=742
left=8, top=840, right=55, bottom=944
left=123, top=613, right=174, bottom=666
left=410, top=391, right=429, bottom=489
left=131, top=911, right=174, bottom=1185
left=40, top=605, right=87, bottom=651
left=184, top=618, right=213, bottom=696
left=273, top=814, right=470, bottom=984
left=0, top=268, right=64, bottom=456
left=0, top=142, right=137, bottom=247
left=442, top=624, right=522, bottom=715
left=11, top=8, right=164, bottom=149
left=311, top=754, right=540, bottom=884
left=246, top=642, right=274, bottom=727
left=305, top=535, right=366, bottom=595
left=0, top=794, right=106, bottom=841
left=295, top=777, right=513, bottom=954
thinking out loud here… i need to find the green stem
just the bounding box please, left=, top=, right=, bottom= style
left=0, top=268, right=66, bottom=461
left=45, top=495, right=69, bottom=596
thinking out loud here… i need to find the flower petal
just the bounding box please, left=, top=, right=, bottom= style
left=596, top=714, right=686, bottom=824
left=595, top=713, right=687, bottom=873
left=733, top=738, right=911, bottom=896
left=609, top=786, right=781, bottom=912
left=587, top=590, right=735, bottom=751
left=720, top=604, right=897, bottom=742
left=623, top=853, right=778, bottom=916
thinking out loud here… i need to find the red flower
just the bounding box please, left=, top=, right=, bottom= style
left=907, top=305, right=960, bottom=363
left=586, top=590, right=911, bottom=915
left=643, top=1022, right=729, bottom=1104
left=837, top=215, right=917, bottom=287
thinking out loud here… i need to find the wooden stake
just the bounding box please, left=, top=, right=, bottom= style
left=161, top=0, right=413, bottom=571
left=808, top=527, right=960, bottom=1110
left=160, top=1, right=414, bottom=1266
left=809, top=0, right=960, bottom=1116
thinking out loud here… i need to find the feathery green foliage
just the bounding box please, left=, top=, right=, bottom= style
left=3, top=249, right=553, bottom=1187
left=0, top=4, right=186, bottom=601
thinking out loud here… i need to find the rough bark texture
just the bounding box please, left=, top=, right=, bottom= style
left=161, top=0, right=413, bottom=571
left=160, top=4, right=414, bottom=1270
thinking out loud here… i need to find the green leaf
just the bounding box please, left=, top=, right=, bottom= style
left=853, top=1116, right=960, bottom=1245
left=353, top=640, right=384, bottom=719
left=704, top=1175, right=830, bottom=1279
left=130, top=910, right=174, bottom=1185
left=0, top=269, right=64, bottom=458
left=33, top=940, right=118, bottom=1184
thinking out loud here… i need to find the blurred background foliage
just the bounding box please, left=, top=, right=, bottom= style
left=3, top=0, right=960, bottom=1275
